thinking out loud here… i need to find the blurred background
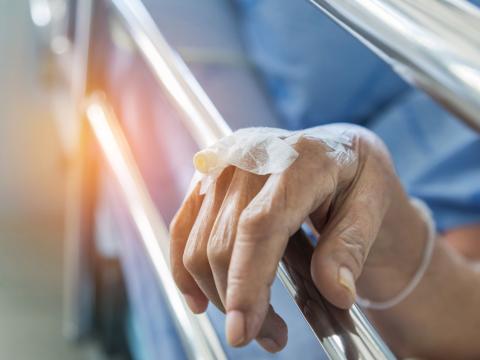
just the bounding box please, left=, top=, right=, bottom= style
left=0, top=0, right=100, bottom=358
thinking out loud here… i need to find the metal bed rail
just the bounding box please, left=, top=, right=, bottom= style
left=85, top=95, right=227, bottom=360
left=63, top=0, right=94, bottom=340
left=309, top=0, right=480, bottom=132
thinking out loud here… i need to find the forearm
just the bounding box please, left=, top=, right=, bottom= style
left=370, top=240, right=480, bottom=358
left=358, top=183, right=480, bottom=358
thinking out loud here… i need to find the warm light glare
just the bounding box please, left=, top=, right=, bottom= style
left=85, top=99, right=199, bottom=349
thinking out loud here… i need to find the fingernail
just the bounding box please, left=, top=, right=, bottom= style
left=226, top=310, right=245, bottom=346
left=338, top=266, right=356, bottom=300
left=184, top=295, right=204, bottom=314
left=257, top=337, right=281, bottom=353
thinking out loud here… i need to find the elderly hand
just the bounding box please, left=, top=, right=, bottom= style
left=169, top=124, right=424, bottom=353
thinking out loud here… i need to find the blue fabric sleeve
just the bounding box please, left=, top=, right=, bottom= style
left=234, top=0, right=409, bottom=129
left=370, top=91, right=480, bottom=232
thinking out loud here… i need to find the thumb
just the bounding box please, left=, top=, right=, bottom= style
left=311, top=184, right=388, bottom=309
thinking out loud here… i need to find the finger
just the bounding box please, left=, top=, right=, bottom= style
left=170, top=180, right=208, bottom=313
left=254, top=306, right=288, bottom=353
left=310, top=161, right=390, bottom=309
left=183, top=167, right=235, bottom=311
left=207, top=171, right=287, bottom=352
left=225, top=138, right=339, bottom=347
left=207, top=169, right=267, bottom=303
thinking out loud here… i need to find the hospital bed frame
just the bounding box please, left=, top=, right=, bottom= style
left=50, top=0, right=480, bottom=358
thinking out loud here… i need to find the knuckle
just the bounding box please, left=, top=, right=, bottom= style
left=227, top=274, right=271, bottom=310
left=295, top=134, right=326, bottom=149
left=206, top=241, right=230, bottom=270
left=294, top=135, right=313, bottom=150
left=238, top=209, right=273, bottom=237
left=295, top=135, right=334, bottom=158
left=183, top=248, right=210, bottom=278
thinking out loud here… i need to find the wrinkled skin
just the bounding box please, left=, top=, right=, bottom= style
left=169, top=124, right=419, bottom=353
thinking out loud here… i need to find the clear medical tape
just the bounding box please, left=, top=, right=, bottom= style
left=193, top=127, right=354, bottom=194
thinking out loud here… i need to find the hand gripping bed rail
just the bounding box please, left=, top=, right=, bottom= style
left=308, top=0, right=480, bottom=133
left=108, top=0, right=396, bottom=359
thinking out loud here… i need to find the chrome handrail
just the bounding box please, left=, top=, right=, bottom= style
left=308, top=0, right=480, bottom=132
left=85, top=94, right=227, bottom=360
left=109, top=0, right=395, bottom=359
left=110, top=0, right=229, bottom=148
left=63, top=0, right=94, bottom=340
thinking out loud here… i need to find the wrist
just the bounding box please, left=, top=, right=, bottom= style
left=357, top=181, right=429, bottom=302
